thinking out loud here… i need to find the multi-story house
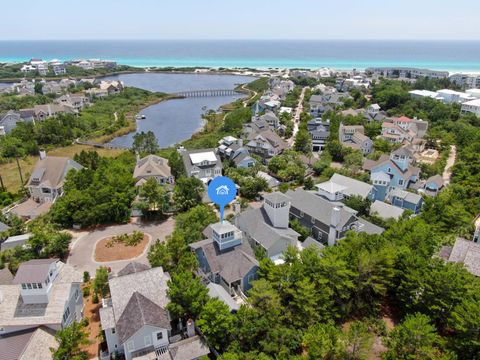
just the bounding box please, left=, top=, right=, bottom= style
left=190, top=221, right=259, bottom=295
left=133, top=154, right=174, bottom=186
left=28, top=152, right=83, bottom=203
left=363, top=147, right=421, bottom=202
left=179, top=148, right=223, bottom=183
left=307, top=118, right=330, bottom=151
left=243, top=119, right=287, bottom=160
left=461, top=99, right=480, bottom=116
left=285, top=188, right=383, bottom=246
left=339, top=123, right=373, bottom=155
left=55, top=94, right=89, bottom=112
left=99, top=262, right=210, bottom=360
left=387, top=188, right=424, bottom=214
left=0, top=258, right=83, bottom=335
left=380, top=116, right=428, bottom=144
left=217, top=136, right=255, bottom=168
left=234, top=192, right=300, bottom=262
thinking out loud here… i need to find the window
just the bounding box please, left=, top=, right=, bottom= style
left=127, top=341, right=134, bottom=352
left=33, top=283, right=37, bottom=289
left=112, top=328, right=116, bottom=334
left=38, top=283, right=42, bottom=289
left=311, top=217, right=315, bottom=224
left=144, top=335, right=152, bottom=346
left=156, top=332, right=163, bottom=340
left=300, top=211, right=304, bottom=218
left=27, top=283, right=32, bottom=289
left=398, top=179, right=404, bottom=186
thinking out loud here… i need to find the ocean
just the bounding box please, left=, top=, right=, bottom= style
left=0, top=40, right=479, bottom=72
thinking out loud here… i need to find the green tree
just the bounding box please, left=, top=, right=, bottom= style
left=173, top=177, right=204, bottom=212
left=93, top=267, right=110, bottom=298
left=197, top=298, right=235, bottom=351
left=132, top=130, right=159, bottom=154
left=294, top=129, right=312, bottom=154
left=137, top=177, right=169, bottom=216
left=342, top=321, right=372, bottom=360
left=383, top=313, right=448, bottom=360
left=344, top=195, right=371, bottom=217
left=34, top=82, right=43, bottom=94
left=166, top=271, right=209, bottom=320
left=343, top=150, right=364, bottom=174
left=51, top=321, right=89, bottom=360
left=302, top=322, right=344, bottom=360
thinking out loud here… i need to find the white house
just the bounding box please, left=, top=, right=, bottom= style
left=461, top=99, right=480, bottom=116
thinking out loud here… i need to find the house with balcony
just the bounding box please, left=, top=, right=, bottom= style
left=380, top=116, right=428, bottom=144
left=133, top=154, right=174, bottom=187
left=339, top=123, right=373, bottom=155
left=285, top=188, right=383, bottom=247
left=99, top=262, right=210, bottom=360
left=363, top=147, right=421, bottom=202
left=0, top=259, right=83, bottom=336
left=179, top=148, right=223, bottom=183
left=217, top=136, right=256, bottom=168
left=243, top=119, right=287, bottom=160
left=307, top=118, right=330, bottom=151
left=190, top=221, right=259, bottom=295
left=234, top=192, right=300, bottom=262
left=386, top=188, right=424, bottom=214
left=28, top=152, right=83, bottom=204
left=316, top=173, right=374, bottom=201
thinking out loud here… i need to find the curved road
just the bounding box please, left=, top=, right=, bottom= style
left=67, top=218, right=175, bottom=275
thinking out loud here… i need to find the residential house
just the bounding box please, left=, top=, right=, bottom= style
left=423, top=174, right=444, bottom=196
left=99, top=262, right=210, bottom=360
left=99, top=80, right=124, bottom=95
left=256, top=171, right=280, bottom=189
left=42, top=82, right=63, bottom=95
left=316, top=173, right=374, bottom=201
left=190, top=221, right=259, bottom=295
left=28, top=152, right=83, bottom=203
left=339, top=123, right=373, bottom=155
left=217, top=136, right=255, bottom=168
left=369, top=200, right=405, bottom=220
left=380, top=116, right=428, bottom=144
left=33, top=104, right=73, bottom=120
left=461, top=99, right=480, bottom=116
left=365, top=67, right=449, bottom=80
left=450, top=73, right=480, bottom=88
left=440, top=238, right=480, bottom=276
left=307, top=118, right=330, bottom=151
left=0, top=110, right=22, bottom=133
left=285, top=188, right=384, bottom=246
left=133, top=154, right=174, bottom=186
left=0, top=326, right=58, bottom=360
left=363, top=147, right=421, bottom=201
left=243, top=119, right=287, bottom=160
left=55, top=94, right=89, bottom=112
left=387, top=188, right=424, bottom=214
left=0, top=233, right=32, bottom=251
left=257, top=111, right=280, bottom=129
left=85, top=87, right=109, bottom=99
left=207, top=283, right=240, bottom=312
left=179, top=148, right=222, bottom=183
left=0, top=221, right=10, bottom=234
left=309, top=93, right=345, bottom=117
left=234, top=192, right=300, bottom=262
left=0, top=259, right=83, bottom=336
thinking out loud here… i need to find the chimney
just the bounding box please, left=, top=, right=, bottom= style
left=186, top=319, right=195, bottom=338
left=238, top=138, right=243, bottom=147
left=135, top=152, right=140, bottom=162
left=39, top=150, right=47, bottom=160
left=328, top=206, right=341, bottom=247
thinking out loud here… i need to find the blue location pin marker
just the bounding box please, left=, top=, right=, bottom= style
left=208, top=176, right=237, bottom=223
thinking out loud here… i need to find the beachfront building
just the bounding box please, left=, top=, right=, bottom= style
left=366, top=67, right=449, bottom=79
left=461, top=99, right=480, bottom=116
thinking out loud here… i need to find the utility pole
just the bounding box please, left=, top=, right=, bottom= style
left=16, top=157, right=24, bottom=189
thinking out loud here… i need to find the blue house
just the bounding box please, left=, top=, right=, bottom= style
left=189, top=221, right=259, bottom=295
left=364, top=147, right=421, bottom=201
left=387, top=188, right=424, bottom=214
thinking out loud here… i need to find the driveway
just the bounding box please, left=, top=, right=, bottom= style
left=442, top=145, right=457, bottom=185
left=66, top=218, right=175, bottom=275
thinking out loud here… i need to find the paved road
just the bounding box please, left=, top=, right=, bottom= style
left=67, top=218, right=175, bottom=275
left=442, top=145, right=457, bottom=185
left=288, top=86, right=308, bottom=146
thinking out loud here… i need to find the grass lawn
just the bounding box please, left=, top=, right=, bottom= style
left=0, top=144, right=125, bottom=192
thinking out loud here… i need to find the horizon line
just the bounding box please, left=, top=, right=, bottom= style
left=1, top=38, right=480, bottom=42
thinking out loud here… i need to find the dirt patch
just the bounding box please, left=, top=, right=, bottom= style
left=94, top=233, right=150, bottom=262
left=80, top=284, right=102, bottom=359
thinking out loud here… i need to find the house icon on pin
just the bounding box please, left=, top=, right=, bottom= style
left=215, top=185, right=229, bottom=195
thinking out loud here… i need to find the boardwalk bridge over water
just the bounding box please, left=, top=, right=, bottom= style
left=175, top=89, right=242, bottom=97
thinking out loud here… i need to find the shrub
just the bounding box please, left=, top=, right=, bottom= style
left=82, top=287, right=90, bottom=297
left=92, top=292, right=99, bottom=304
left=83, top=271, right=90, bottom=283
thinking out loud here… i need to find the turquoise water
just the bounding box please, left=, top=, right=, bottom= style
left=0, top=40, right=479, bottom=72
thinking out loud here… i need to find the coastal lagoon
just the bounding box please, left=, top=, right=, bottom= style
left=105, top=73, right=257, bottom=148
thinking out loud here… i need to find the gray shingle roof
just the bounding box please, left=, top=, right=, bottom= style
left=0, top=221, right=10, bottom=233
left=357, top=218, right=385, bottom=235
left=389, top=188, right=423, bottom=204
left=285, top=189, right=357, bottom=229
left=235, top=207, right=299, bottom=251
left=117, top=262, right=151, bottom=277
left=330, top=173, right=373, bottom=199
left=133, top=155, right=172, bottom=180
left=28, top=156, right=83, bottom=188
left=448, top=238, right=480, bottom=276
left=12, top=258, right=58, bottom=284
left=263, top=192, right=290, bottom=204
left=169, top=336, right=211, bottom=360
left=0, top=267, right=13, bottom=285
left=116, top=292, right=171, bottom=343
left=207, top=283, right=240, bottom=312
left=370, top=200, right=404, bottom=220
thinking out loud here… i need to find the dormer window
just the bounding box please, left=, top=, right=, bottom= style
left=27, top=283, right=32, bottom=289
left=22, top=284, right=27, bottom=289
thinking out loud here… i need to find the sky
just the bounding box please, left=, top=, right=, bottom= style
left=2, top=0, right=480, bottom=40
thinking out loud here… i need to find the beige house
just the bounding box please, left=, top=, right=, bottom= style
left=133, top=155, right=174, bottom=187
